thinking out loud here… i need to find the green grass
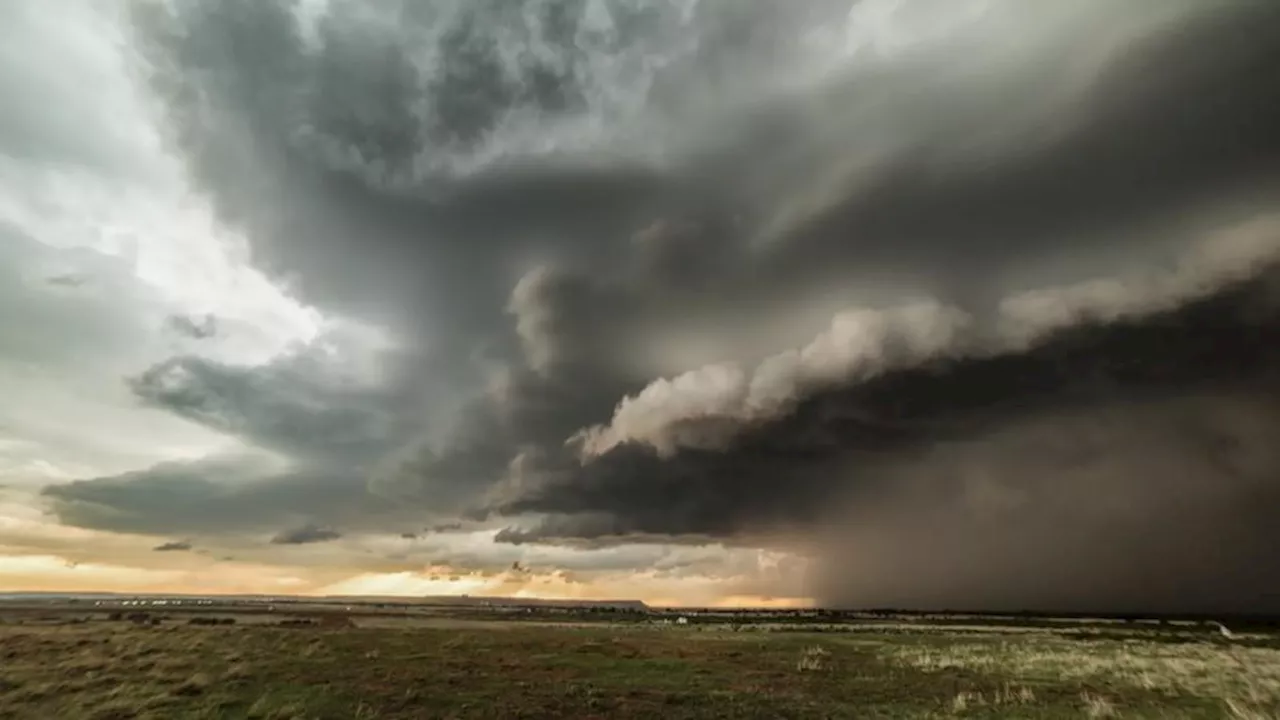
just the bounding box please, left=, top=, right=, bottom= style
left=1, top=614, right=1277, bottom=719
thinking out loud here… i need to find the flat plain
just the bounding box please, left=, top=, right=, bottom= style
left=1, top=601, right=1278, bottom=719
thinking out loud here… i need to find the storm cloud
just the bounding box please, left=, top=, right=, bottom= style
left=25, top=0, right=1280, bottom=610
left=271, top=524, right=342, bottom=546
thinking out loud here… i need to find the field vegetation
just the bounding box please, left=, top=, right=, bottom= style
left=1, top=607, right=1277, bottom=719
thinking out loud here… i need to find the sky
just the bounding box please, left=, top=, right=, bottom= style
left=2, top=0, right=1279, bottom=612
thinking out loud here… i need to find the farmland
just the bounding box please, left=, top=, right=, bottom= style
left=1, top=599, right=1278, bottom=719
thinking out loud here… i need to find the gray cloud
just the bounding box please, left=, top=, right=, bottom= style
left=0, top=227, right=231, bottom=477
left=271, top=524, right=342, bottom=546
left=165, top=314, right=218, bottom=340
left=41, top=327, right=427, bottom=538
left=42, top=453, right=398, bottom=536
left=127, top=345, right=413, bottom=463
left=491, top=241, right=1277, bottom=531
left=368, top=264, right=642, bottom=514
left=806, top=391, right=1280, bottom=614
left=45, top=274, right=88, bottom=289
left=25, top=0, right=1280, bottom=607
left=131, top=0, right=1280, bottom=357
left=0, top=228, right=162, bottom=374
left=484, top=269, right=1280, bottom=613
left=153, top=541, right=192, bottom=552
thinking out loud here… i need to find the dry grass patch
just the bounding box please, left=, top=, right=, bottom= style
left=3, top=613, right=1277, bottom=718
left=883, top=635, right=1280, bottom=717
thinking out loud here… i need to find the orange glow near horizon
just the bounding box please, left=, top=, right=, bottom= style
left=708, top=595, right=815, bottom=610
left=0, top=555, right=321, bottom=596
left=0, top=554, right=814, bottom=608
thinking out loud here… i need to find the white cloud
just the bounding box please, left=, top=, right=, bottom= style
left=0, top=0, right=342, bottom=483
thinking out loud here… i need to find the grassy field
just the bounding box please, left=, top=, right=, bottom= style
left=1, top=610, right=1278, bottom=719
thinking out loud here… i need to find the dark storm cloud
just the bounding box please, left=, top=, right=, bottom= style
left=129, top=0, right=1280, bottom=375
left=753, top=2, right=1280, bottom=287
left=271, top=524, right=342, bottom=546
left=123, top=0, right=1280, bottom=302
left=129, top=0, right=675, bottom=342
left=476, top=3, right=1280, bottom=554
left=488, top=269, right=1280, bottom=612
left=807, top=392, right=1280, bottom=614
left=125, top=2, right=700, bottom=531
left=42, top=453, right=400, bottom=536
left=369, top=264, right=641, bottom=512
left=56, top=0, right=1280, bottom=609
left=41, top=333, right=425, bottom=537
left=127, top=348, right=413, bottom=463
left=495, top=272, right=1280, bottom=531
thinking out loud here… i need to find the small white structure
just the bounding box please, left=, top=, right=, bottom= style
left=676, top=616, right=688, bottom=625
